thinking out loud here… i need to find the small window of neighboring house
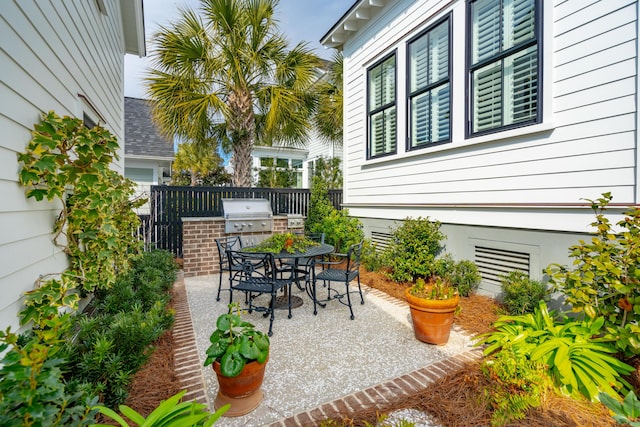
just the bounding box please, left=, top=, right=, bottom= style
left=83, top=112, right=97, bottom=129
left=468, top=0, right=540, bottom=136
left=125, top=167, right=154, bottom=183
left=78, top=94, right=105, bottom=129
left=367, top=53, right=397, bottom=159
left=407, top=15, right=451, bottom=150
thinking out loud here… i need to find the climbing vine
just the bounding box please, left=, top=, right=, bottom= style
left=18, top=111, right=144, bottom=295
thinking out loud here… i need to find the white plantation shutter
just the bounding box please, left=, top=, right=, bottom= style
left=410, top=37, right=429, bottom=92
left=432, top=83, right=450, bottom=141
left=429, top=23, right=448, bottom=85
left=473, top=61, right=502, bottom=133
left=507, top=46, right=537, bottom=124
left=470, top=0, right=538, bottom=134
left=507, top=0, right=535, bottom=49
left=411, top=93, right=430, bottom=145
left=472, top=0, right=500, bottom=64
left=368, top=55, right=396, bottom=157
left=408, top=18, right=450, bottom=148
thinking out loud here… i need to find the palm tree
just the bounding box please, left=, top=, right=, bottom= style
left=172, top=142, right=228, bottom=186
left=313, top=51, right=343, bottom=144
left=146, top=0, right=319, bottom=187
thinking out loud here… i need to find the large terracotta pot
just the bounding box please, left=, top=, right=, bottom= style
left=212, top=355, right=268, bottom=417
left=405, top=287, right=459, bottom=345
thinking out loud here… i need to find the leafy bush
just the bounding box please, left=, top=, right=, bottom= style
left=93, top=390, right=228, bottom=427
left=599, top=390, right=640, bottom=426
left=382, top=217, right=446, bottom=282
left=446, top=259, right=481, bottom=297
left=361, top=239, right=384, bottom=272
left=0, top=321, right=98, bottom=426
left=477, top=301, right=634, bottom=402
left=317, top=209, right=363, bottom=253
left=306, top=176, right=335, bottom=235
left=500, top=271, right=547, bottom=315
left=546, top=193, right=640, bottom=356
left=481, top=347, right=550, bottom=426
left=62, top=250, right=176, bottom=407
left=306, top=176, right=363, bottom=253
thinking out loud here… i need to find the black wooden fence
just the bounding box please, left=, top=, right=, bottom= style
left=144, top=186, right=343, bottom=256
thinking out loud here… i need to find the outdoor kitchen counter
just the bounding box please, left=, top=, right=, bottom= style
left=181, top=215, right=304, bottom=278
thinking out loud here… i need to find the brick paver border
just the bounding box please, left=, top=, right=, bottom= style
left=171, top=274, right=210, bottom=406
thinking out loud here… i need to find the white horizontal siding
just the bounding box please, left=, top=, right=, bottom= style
left=340, top=0, right=639, bottom=220
left=0, top=0, right=131, bottom=331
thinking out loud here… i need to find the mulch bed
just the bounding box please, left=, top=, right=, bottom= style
left=121, top=268, right=624, bottom=426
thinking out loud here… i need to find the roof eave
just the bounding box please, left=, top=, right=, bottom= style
left=121, top=0, right=146, bottom=57
left=320, top=0, right=388, bottom=50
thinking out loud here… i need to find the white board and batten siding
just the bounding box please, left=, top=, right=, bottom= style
left=0, top=0, right=143, bottom=331
left=340, top=0, right=639, bottom=234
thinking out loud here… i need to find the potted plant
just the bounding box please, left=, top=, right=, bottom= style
left=244, top=232, right=319, bottom=253
left=405, top=276, right=460, bottom=345
left=204, top=303, right=270, bottom=417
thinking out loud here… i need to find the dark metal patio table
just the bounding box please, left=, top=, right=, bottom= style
left=241, top=243, right=334, bottom=309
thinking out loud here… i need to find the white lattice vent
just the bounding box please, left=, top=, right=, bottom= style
left=475, top=246, right=530, bottom=286
left=371, top=231, right=393, bottom=252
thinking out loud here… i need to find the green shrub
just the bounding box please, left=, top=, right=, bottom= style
left=132, top=249, right=177, bottom=289
left=444, top=259, right=481, bottom=297
left=481, top=347, right=549, bottom=426
left=546, top=193, right=640, bottom=356
left=382, top=217, right=446, bottom=282
left=306, top=176, right=363, bottom=253
left=599, top=390, right=640, bottom=426
left=361, top=239, right=384, bottom=272
left=317, top=209, right=363, bottom=253
left=93, top=390, right=229, bottom=427
left=500, top=271, right=547, bottom=315
left=62, top=250, right=176, bottom=407
left=477, top=301, right=634, bottom=402
left=306, top=176, right=335, bottom=235
left=0, top=325, right=98, bottom=426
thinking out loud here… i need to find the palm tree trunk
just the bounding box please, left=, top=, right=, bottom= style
left=229, top=89, right=255, bottom=187
left=232, top=134, right=253, bottom=187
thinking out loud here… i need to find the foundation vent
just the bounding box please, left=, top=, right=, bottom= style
left=371, top=231, right=393, bottom=252
left=475, top=246, right=530, bottom=286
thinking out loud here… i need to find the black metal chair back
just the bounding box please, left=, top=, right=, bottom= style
left=312, top=240, right=364, bottom=320
left=214, top=236, right=242, bottom=301
left=226, top=250, right=295, bottom=336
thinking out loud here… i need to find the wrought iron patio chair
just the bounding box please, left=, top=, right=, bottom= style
left=215, top=236, right=243, bottom=301
left=311, top=240, right=364, bottom=320
left=226, top=249, right=295, bottom=336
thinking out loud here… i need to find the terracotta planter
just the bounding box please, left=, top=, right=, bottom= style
left=212, top=355, right=268, bottom=417
left=405, top=287, right=459, bottom=345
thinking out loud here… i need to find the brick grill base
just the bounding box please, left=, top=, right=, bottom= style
left=182, top=216, right=293, bottom=277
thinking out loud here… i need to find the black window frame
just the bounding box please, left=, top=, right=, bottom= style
left=466, top=0, right=542, bottom=138
left=366, top=51, right=398, bottom=160
left=406, top=14, right=453, bottom=151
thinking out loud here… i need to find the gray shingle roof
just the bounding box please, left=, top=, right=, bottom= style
left=124, top=97, right=174, bottom=158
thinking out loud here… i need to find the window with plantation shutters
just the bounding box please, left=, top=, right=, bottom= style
left=368, top=53, right=397, bottom=158
left=408, top=16, right=451, bottom=149
left=469, top=0, right=539, bottom=135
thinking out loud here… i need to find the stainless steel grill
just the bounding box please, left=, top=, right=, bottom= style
left=221, top=198, right=273, bottom=233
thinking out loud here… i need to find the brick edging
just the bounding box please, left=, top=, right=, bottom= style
left=171, top=273, right=210, bottom=406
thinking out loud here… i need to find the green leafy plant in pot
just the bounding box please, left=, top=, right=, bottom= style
left=405, top=277, right=460, bottom=345
left=204, top=303, right=270, bottom=417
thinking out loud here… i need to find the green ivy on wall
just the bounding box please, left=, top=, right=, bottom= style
left=18, top=111, right=145, bottom=297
